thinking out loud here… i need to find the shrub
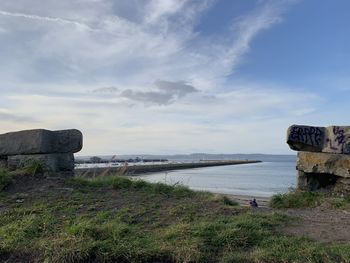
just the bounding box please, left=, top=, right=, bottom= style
left=0, top=169, right=11, bottom=191
left=24, top=160, right=45, bottom=175
left=112, top=176, right=133, bottom=189
left=221, top=196, right=239, bottom=206
left=132, top=179, right=150, bottom=190
left=68, top=176, right=195, bottom=198
left=172, top=185, right=194, bottom=198
left=270, top=190, right=320, bottom=209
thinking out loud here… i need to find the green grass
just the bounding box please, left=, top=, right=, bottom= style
left=270, top=190, right=321, bottom=209
left=1, top=176, right=350, bottom=262
left=23, top=160, right=45, bottom=175
left=220, top=195, right=239, bottom=206
left=270, top=190, right=350, bottom=209
left=0, top=169, right=12, bottom=191
left=68, top=176, right=195, bottom=198
left=328, top=195, right=350, bottom=209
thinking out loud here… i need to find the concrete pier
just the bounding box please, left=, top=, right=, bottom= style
left=74, top=160, right=261, bottom=177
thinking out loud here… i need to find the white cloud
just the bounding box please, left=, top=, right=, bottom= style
left=145, top=0, right=188, bottom=23
left=120, top=80, right=198, bottom=105
left=0, top=0, right=288, bottom=86
left=0, top=0, right=313, bottom=154
left=92, top=86, right=119, bottom=94
left=0, top=10, right=92, bottom=30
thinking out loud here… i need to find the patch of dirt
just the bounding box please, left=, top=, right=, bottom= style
left=283, top=204, right=350, bottom=243
left=6, top=173, right=66, bottom=194
left=223, top=193, right=350, bottom=243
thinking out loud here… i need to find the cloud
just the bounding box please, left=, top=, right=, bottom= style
left=185, top=0, right=296, bottom=85
left=155, top=80, right=198, bottom=97
left=120, top=89, right=173, bottom=105
left=145, top=0, right=188, bottom=23
left=0, top=111, right=37, bottom=123
left=0, top=0, right=291, bottom=90
left=0, top=0, right=309, bottom=154
left=0, top=9, right=92, bottom=30
left=92, top=86, right=119, bottom=94
left=223, top=1, right=287, bottom=75
left=121, top=80, right=198, bottom=105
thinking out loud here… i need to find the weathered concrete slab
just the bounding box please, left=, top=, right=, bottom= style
left=334, top=178, right=350, bottom=192
left=287, top=125, right=325, bottom=152
left=52, top=129, right=83, bottom=154
left=0, top=129, right=82, bottom=155
left=7, top=153, right=74, bottom=174
left=298, top=169, right=350, bottom=193
left=323, top=126, right=350, bottom=154
left=297, top=170, right=308, bottom=190
left=0, top=156, right=7, bottom=169
left=297, top=151, right=350, bottom=178
left=287, top=125, right=350, bottom=154
left=297, top=170, right=339, bottom=191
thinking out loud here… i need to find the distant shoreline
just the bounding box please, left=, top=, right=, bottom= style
left=75, top=160, right=261, bottom=177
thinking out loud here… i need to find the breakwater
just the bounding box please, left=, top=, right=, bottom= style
left=75, top=160, right=261, bottom=177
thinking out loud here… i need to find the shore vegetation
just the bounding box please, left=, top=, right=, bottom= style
left=0, top=170, right=349, bottom=262
left=270, top=189, right=350, bottom=209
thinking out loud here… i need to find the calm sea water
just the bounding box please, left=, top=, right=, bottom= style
left=135, top=161, right=297, bottom=197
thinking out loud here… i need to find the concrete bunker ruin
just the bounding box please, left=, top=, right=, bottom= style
left=0, top=129, right=82, bottom=176
left=287, top=125, right=350, bottom=193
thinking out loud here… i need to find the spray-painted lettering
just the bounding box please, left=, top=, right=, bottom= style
left=327, top=126, right=347, bottom=153
left=289, top=126, right=323, bottom=146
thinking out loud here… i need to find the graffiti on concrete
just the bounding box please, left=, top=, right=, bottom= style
left=289, top=126, right=324, bottom=147
left=287, top=125, right=350, bottom=154
left=327, top=126, right=348, bottom=153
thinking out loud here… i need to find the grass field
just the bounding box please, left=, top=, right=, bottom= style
left=270, top=189, right=350, bottom=209
left=0, top=169, right=350, bottom=262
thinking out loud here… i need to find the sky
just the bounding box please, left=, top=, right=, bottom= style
left=0, top=0, right=350, bottom=155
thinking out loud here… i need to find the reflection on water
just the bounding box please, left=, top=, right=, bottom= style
left=135, top=161, right=296, bottom=197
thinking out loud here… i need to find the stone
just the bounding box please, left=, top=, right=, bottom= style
left=0, top=129, right=82, bottom=155
left=0, top=156, right=7, bottom=169
left=297, top=171, right=308, bottom=190
left=287, top=125, right=325, bottom=152
left=52, top=129, right=83, bottom=154
left=297, top=151, right=350, bottom=178
left=334, top=178, right=350, bottom=192
left=296, top=152, right=350, bottom=192
left=287, top=125, right=350, bottom=154
left=7, top=153, right=74, bottom=175
left=297, top=170, right=338, bottom=191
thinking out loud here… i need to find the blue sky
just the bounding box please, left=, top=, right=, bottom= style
left=0, top=0, right=349, bottom=155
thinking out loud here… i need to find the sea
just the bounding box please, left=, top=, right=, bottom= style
left=76, top=154, right=297, bottom=198
left=134, top=155, right=297, bottom=198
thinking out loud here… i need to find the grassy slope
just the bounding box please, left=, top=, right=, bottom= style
left=270, top=190, right=350, bottom=209
left=0, top=172, right=350, bottom=263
